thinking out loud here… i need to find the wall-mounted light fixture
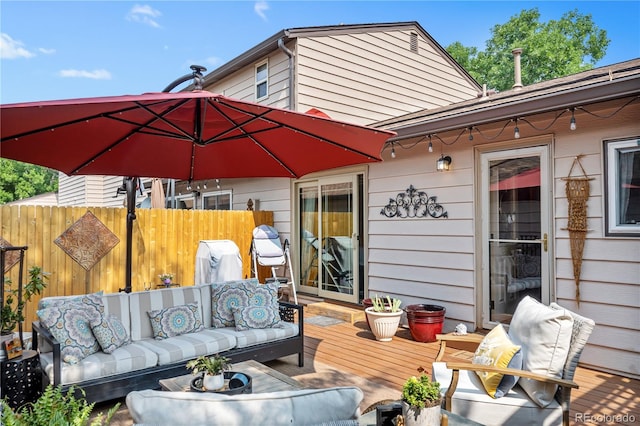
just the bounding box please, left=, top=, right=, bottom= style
left=436, top=154, right=452, bottom=171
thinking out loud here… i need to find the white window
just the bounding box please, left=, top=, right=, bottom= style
left=172, top=193, right=196, bottom=210
left=202, top=190, right=232, bottom=210
left=255, top=61, right=268, bottom=100
left=605, top=137, right=640, bottom=235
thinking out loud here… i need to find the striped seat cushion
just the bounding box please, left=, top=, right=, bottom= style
left=137, top=329, right=236, bottom=365
left=40, top=342, right=158, bottom=385
left=214, top=322, right=298, bottom=349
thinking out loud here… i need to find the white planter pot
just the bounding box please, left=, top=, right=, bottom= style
left=402, top=401, right=441, bottom=426
left=203, top=373, right=225, bottom=390
left=364, top=307, right=403, bottom=341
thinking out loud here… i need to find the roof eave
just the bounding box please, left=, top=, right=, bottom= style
left=386, top=73, right=640, bottom=141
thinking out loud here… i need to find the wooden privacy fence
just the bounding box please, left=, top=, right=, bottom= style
left=1, top=205, right=273, bottom=330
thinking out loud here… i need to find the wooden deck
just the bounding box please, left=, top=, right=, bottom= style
left=301, top=312, right=639, bottom=426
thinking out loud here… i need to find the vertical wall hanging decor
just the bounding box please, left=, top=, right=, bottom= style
left=561, top=155, right=593, bottom=305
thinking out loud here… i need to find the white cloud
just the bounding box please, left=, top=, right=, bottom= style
left=0, top=33, right=35, bottom=59
left=254, top=1, right=269, bottom=21
left=205, top=56, right=221, bottom=67
left=38, top=47, right=56, bottom=55
left=58, top=69, right=112, bottom=80
left=126, top=4, right=162, bottom=28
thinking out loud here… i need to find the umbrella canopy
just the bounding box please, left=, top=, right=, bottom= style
left=1, top=91, right=394, bottom=181
left=490, top=167, right=540, bottom=191
left=1, top=90, right=395, bottom=292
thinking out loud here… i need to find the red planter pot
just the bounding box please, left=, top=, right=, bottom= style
left=405, top=304, right=446, bottom=343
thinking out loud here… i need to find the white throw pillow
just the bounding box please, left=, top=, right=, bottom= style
left=508, top=296, right=574, bottom=407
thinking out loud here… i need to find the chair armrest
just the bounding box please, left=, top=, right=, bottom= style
left=435, top=333, right=484, bottom=361
left=445, top=362, right=579, bottom=389
left=32, top=321, right=62, bottom=385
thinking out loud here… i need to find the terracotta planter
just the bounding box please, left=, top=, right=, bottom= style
left=365, top=307, right=402, bottom=341
left=405, top=304, right=446, bottom=343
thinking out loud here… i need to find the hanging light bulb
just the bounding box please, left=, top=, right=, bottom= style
left=514, top=119, right=520, bottom=139
left=391, top=143, right=396, bottom=159
left=186, top=182, right=192, bottom=191
left=468, top=127, right=474, bottom=141
left=203, top=182, right=207, bottom=189
left=428, top=135, right=433, bottom=153
left=570, top=108, right=577, bottom=131
left=216, top=179, right=221, bottom=189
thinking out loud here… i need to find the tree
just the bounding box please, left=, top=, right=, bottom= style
left=0, top=159, right=58, bottom=204
left=447, top=8, right=610, bottom=92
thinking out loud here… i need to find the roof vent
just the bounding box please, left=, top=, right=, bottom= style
left=410, top=32, right=418, bottom=53
left=512, top=48, right=523, bottom=90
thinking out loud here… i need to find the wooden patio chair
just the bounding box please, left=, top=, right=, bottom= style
left=432, top=296, right=595, bottom=426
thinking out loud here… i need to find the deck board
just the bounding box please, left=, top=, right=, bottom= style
left=302, top=315, right=639, bottom=426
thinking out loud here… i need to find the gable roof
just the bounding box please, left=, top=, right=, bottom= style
left=378, top=58, right=640, bottom=141
left=199, top=21, right=480, bottom=91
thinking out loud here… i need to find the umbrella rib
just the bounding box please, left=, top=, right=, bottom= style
left=210, top=97, right=380, bottom=161
left=205, top=98, right=297, bottom=177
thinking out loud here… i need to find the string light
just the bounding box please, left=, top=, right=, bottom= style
left=391, top=143, right=396, bottom=158
left=381, top=96, right=638, bottom=155
left=216, top=179, right=221, bottom=189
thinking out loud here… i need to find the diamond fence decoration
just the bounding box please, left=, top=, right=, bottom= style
left=0, top=237, right=21, bottom=273
left=54, top=211, right=120, bottom=271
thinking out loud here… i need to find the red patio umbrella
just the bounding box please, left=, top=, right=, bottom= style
left=1, top=90, right=395, bottom=292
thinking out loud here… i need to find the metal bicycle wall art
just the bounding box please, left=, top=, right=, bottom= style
left=380, top=185, right=448, bottom=219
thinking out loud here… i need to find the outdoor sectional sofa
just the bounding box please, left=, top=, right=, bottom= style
left=31, top=279, right=304, bottom=403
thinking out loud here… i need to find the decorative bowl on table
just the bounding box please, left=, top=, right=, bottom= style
left=190, top=372, right=252, bottom=394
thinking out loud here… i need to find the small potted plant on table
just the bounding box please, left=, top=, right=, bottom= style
left=401, top=367, right=442, bottom=426
left=158, top=273, right=174, bottom=287
left=186, top=354, right=232, bottom=391
left=364, top=294, right=402, bottom=341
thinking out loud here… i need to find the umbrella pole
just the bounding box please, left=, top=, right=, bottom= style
left=122, top=177, right=136, bottom=293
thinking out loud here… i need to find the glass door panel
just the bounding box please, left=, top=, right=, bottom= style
left=299, top=185, right=319, bottom=292
left=482, top=147, right=550, bottom=326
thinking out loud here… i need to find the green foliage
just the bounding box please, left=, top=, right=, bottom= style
left=446, top=8, right=609, bottom=91
left=371, top=294, right=402, bottom=312
left=186, top=354, right=232, bottom=376
left=1, top=266, right=49, bottom=334
left=0, top=159, right=58, bottom=204
left=1, top=385, right=120, bottom=426
left=402, top=369, right=441, bottom=409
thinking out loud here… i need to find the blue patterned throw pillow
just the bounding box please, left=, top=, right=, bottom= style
left=231, top=305, right=283, bottom=331
left=210, top=279, right=281, bottom=328
left=39, top=291, right=105, bottom=323
left=90, top=314, right=131, bottom=353
left=147, top=302, right=204, bottom=339
left=37, top=304, right=101, bottom=364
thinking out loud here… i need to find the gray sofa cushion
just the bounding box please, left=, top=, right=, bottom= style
left=126, top=386, right=363, bottom=426
left=40, top=342, right=158, bottom=385
left=214, top=322, right=299, bottom=348
left=136, top=329, right=236, bottom=365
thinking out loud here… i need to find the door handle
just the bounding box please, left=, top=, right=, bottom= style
left=541, top=233, right=548, bottom=252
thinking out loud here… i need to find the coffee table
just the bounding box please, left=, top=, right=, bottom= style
left=159, top=359, right=303, bottom=393
left=358, top=403, right=484, bottom=426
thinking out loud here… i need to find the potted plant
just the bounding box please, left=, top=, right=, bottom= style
left=401, top=367, right=442, bottom=426
left=1, top=266, right=48, bottom=349
left=186, top=354, right=232, bottom=390
left=364, top=294, right=403, bottom=341
left=158, top=273, right=174, bottom=286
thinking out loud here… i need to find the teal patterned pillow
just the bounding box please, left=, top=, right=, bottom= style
left=39, top=291, right=104, bottom=322
left=232, top=305, right=283, bottom=331
left=90, top=314, right=130, bottom=353
left=210, top=279, right=259, bottom=328
left=147, top=302, right=204, bottom=340
left=250, top=282, right=280, bottom=309
left=36, top=304, right=101, bottom=364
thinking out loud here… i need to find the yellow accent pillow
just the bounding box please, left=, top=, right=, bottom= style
left=472, top=324, right=522, bottom=398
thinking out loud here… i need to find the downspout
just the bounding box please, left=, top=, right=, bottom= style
left=278, top=37, right=295, bottom=110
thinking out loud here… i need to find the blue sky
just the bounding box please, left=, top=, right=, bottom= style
left=1, top=1, right=639, bottom=104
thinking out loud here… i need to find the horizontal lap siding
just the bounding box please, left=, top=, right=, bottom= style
left=553, top=105, right=640, bottom=378
left=368, top=141, right=475, bottom=331
left=296, top=29, right=478, bottom=125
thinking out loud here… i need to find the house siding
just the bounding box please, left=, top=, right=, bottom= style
left=296, top=29, right=479, bottom=125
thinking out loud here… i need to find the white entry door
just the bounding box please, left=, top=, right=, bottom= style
left=480, top=145, right=552, bottom=327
